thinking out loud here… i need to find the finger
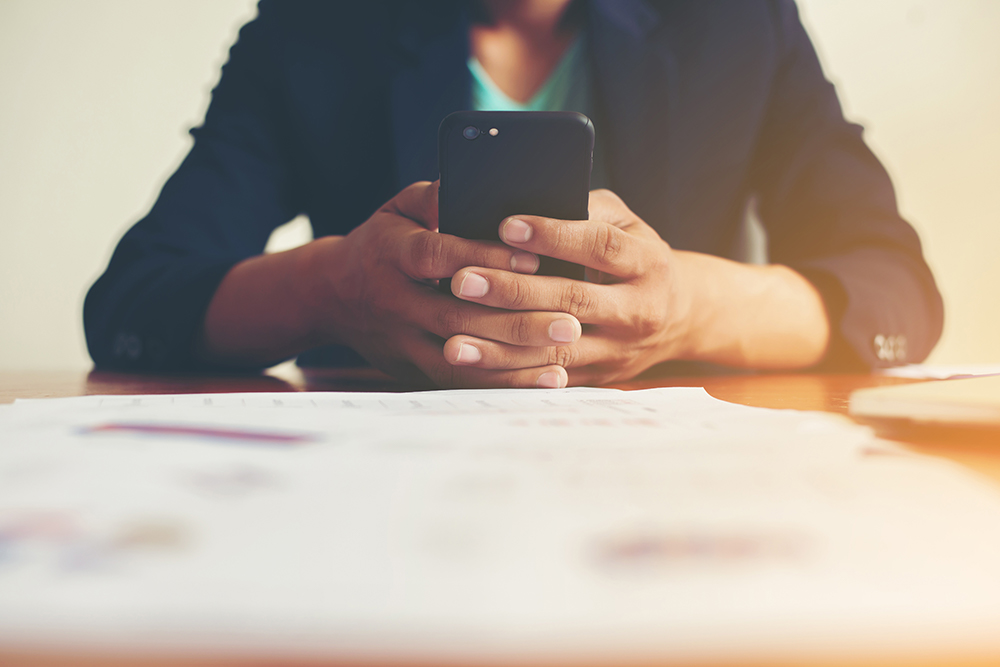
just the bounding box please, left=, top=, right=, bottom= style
left=399, top=232, right=539, bottom=281
left=587, top=189, right=636, bottom=228
left=499, top=215, right=647, bottom=278
left=586, top=189, right=664, bottom=239
left=403, top=334, right=568, bottom=389
left=451, top=266, right=623, bottom=323
left=385, top=181, right=439, bottom=230
left=443, top=334, right=606, bottom=371
left=404, top=291, right=582, bottom=346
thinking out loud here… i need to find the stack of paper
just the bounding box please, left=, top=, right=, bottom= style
left=852, top=374, right=1000, bottom=426
left=2, top=387, right=1000, bottom=664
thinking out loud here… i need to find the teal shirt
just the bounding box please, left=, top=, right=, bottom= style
left=469, top=37, right=589, bottom=113
left=468, top=37, right=607, bottom=188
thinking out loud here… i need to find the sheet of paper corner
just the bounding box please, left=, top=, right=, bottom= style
left=879, top=363, right=1000, bottom=380
left=0, top=386, right=882, bottom=461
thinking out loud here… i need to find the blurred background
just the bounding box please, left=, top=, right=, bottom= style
left=0, top=0, right=997, bottom=371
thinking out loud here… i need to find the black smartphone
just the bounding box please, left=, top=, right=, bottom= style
left=437, top=110, right=594, bottom=290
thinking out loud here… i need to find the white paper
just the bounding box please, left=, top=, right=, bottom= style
left=2, top=387, right=1000, bottom=663
left=878, top=363, right=1000, bottom=380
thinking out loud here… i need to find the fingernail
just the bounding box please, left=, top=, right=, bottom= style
left=455, top=343, right=482, bottom=364
left=510, top=251, right=539, bottom=274
left=548, top=319, right=579, bottom=343
left=536, top=371, right=564, bottom=389
left=458, top=272, right=489, bottom=298
left=502, top=218, right=532, bottom=244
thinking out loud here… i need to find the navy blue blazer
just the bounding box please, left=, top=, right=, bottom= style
left=85, top=0, right=943, bottom=371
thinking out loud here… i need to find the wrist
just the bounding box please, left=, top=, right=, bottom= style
left=657, top=249, right=700, bottom=364
left=662, top=253, right=831, bottom=369
left=298, top=235, right=349, bottom=347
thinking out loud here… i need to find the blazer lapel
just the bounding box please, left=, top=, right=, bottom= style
left=390, top=7, right=471, bottom=193
left=588, top=0, right=679, bottom=237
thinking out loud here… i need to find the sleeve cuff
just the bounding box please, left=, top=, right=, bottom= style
left=788, top=247, right=944, bottom=370
left=85, top=257, right=244, bottom=372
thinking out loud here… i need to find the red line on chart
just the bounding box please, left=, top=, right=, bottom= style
left=82, top=423, right=313, bottom=444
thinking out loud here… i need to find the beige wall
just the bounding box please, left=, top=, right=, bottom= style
left=0, top=1, right=997, bottom=370
left=797, top=0, right=1000, bottom=364
left=0, top=0, right=259, bottom=371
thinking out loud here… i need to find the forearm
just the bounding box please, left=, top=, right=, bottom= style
left=672, top=250, right=831, bottom=369
left=196, top=236, right=342, bottom=367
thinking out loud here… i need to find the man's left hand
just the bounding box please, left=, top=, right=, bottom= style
left=442, top=189, right=691, bottom=385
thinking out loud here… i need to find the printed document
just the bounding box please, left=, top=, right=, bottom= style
left=2, top=387, right=1000, bottom=663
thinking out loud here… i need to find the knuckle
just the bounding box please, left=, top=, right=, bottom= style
left=559, top=282, right=593, bottom=318
left=436, top=302, right=469, bottom=335
left=548, top=217, right=568, bottom=254
left=652, top=249, right=674, bottom=281
left=507, top=314, right=533, bottom=346
left=592, top=224, right=624, bottom=266
left=631, top=305, right=667, bottom=339
left=505, top=276, right=530, bottom=310
left=548, top=345, right=577, bottom=368
left=633, top=237, right=670, bottom=279
left=410, top=233, right=446, bottom=277
left=645, top=255, right=670, bottom=283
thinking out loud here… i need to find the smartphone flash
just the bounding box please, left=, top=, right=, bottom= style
left=489, top=127, right=499, bottom=136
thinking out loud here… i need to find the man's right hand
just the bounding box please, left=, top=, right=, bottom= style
left=305, top=181, right=580, bottom=387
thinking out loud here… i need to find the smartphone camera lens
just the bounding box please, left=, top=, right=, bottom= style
left=462, top=126, right=480, bottom=140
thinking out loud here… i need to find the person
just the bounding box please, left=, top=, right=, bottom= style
left=84, top=0, right=943, bottom=388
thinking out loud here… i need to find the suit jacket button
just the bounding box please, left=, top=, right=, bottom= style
left=894, top=335, right=907, bottom=362
left=874, top=334, right=891, bottom=361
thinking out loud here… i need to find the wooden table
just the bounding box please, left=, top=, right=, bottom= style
left=2, top=367, right=1000, bottom=667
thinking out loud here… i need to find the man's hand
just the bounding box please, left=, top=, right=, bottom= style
left=440, top=189, right=686, bottom=385
left=441, top=189, right=831, bottom=384
left=315, top=181, right=582, bottom=387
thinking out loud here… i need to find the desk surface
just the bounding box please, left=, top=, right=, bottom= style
left=3, top=367, right=1000, bottom=667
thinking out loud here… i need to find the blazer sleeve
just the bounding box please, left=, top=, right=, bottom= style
left=84, top=1, right=300, bottom=371
left=748, top=0, right=944, bottom=368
